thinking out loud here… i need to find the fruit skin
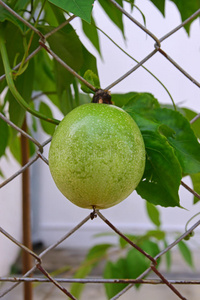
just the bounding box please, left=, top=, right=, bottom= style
left=49, top=103, right=145, bottom=209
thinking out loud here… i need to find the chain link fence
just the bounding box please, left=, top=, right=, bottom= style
left=0, top=0, right=200, bottom=299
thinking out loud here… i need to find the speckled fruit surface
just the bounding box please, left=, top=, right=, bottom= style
left=48, top=103, right=145, bottom=209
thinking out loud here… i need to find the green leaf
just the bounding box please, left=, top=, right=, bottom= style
left=124, top=0, right=135, bottom=10
left=178, top=240, right=194, bottom=269
left=8, top=126, right=36, bottom=164
left=98, top=0, right=125, bottom=37
left=48, top=0, right=95, bottom=22
left=0, top=77, right=6, bottom=94
left=0, top=22, right=39, bottom=76
left=140, top=240, right=160, bottom=258
left=126, top=240, right=160, bottom=284
left=136, top=131, right=181, bottom=207
left=7, top=89, right=25, bottom=129
left=149, top=0, right=165, bottom=16
left=14, top=0, right=30, bottom=11
left=104, top=240, right=160, bottom=298
left=146, top=202, right=161, bottom=227
left=81, top=16, right=101, bottom=55
left=138, top=101, right=200, bottom=174
left=182, top=108, right=200, bottom=139
left=0, top=116, right=9, bottom=157
left=41, top=23, right=97, bottom=113
left=81, top=70, right=100, bottom=93
left=39, top=102, right=56, bottom=135
left=111, top=92, right=139, bottom=107
left=163, top=239, right=171, bottom=272
left=123, top=93, right=160, bottom=114
left=58, top=87, right=74, bottom=116
left=170, top=0, right=200, bottom=34
left=79, top=93, right=92, bottom=105
left=0, top=23, right=24, bottom=77
left=79, top=45, right=99, bottom=79
left=33, top=50, right=55, bottom=91
left=154, top=108, right=200, bottom=175
left=104, top=259, right=128, bottom=299
left=87, top=243, right=113, bottom=261
left=33, top=50, right=59, bottom=110
left=0, top=6, right=25, bottom=32
left=149, top=0, right=199, bottom=34
left=123, top=93, right=200, bottom=206
left=8, top=127, right=22, bottom=164
left=71, top=244, right=112, bottom=298
left=0, top=168, right=5, bottom=178
left=70, top=264, right=92, bottom=298
left=145, top=230, right=165, bottom=240
left=40, top=24, right=84, bottom=95
left=44, top=1, right=66, bottom=27
left=126, top=248, right=149, bottom=281
left=190, top=173, right=200, bottom=204
left=119, top=234, right=137, bottom=249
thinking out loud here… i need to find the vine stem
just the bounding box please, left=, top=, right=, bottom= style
left=0, top=30, right=60, bottom=125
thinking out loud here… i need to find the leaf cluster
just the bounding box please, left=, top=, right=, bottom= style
left=110, top=92, right=200, bottom=207
left=48, top=0, right=200, bottom=34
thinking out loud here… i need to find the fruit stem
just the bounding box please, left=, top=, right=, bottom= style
left=92, top=89, right=112, bottom=104
left=90, top=207, right=98, bottom=219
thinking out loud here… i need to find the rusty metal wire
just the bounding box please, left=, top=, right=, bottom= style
left=0, top=0, right=200, bottom=299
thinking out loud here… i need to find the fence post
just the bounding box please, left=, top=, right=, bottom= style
left=21, top=117, right=33, bottom=300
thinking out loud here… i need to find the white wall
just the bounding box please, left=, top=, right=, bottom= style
left=0, top=154, right=22, bottom=276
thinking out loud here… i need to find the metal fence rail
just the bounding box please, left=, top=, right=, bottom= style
left=0, top=0, right=200, bottom=299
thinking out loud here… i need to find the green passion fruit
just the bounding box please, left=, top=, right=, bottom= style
left=48, top=103, right=145, bottom=209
